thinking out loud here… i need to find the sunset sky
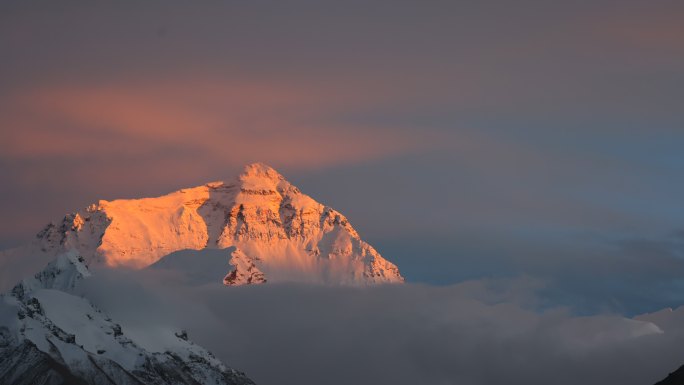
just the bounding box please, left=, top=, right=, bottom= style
left=2, top=0, right=683, bottom=314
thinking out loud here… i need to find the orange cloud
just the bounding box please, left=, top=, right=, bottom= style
left=0, top=77, right=441, bottom=175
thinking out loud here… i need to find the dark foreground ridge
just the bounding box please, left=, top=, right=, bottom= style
left=655, top=364, right=684, bottom=385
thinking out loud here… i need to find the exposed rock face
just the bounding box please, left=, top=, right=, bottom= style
left=0, top=252, right=255, bottom=385
left=0, top=336, right=89, bottom=385
left=222, top=248, right=266, bottom=286
left=28, top=163, right=403, bottom=286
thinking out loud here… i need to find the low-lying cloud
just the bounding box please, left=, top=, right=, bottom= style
left=81, top=270, right=684, bottom=385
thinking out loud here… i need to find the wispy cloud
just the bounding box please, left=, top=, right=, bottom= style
left=1, top=78, right=434, bottom=169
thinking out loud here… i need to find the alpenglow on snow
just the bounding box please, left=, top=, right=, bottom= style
left=1, top=163, right=403, bottom=287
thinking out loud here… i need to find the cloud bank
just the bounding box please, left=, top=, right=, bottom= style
left=80, top=270, right=684, bottom=385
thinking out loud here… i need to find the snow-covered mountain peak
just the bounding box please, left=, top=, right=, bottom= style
left=239, top=162, right=284, bottom=181
left=12, top=250, right=91, bottom=299
left=21, top=163, right=404, bottom=285
left=233, top=162, right=298, bottom=200
left=0, top=253, right=255, bottom=385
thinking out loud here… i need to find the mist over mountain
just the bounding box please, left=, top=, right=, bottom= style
left=2, top=1, right=684, bottom=383
left=1, top=163, right=683, bottom=385
left=80, top=268, right=684, bottom=385
left=0, top=251, right=255, bottom=385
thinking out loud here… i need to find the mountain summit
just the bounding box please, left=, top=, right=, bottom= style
left=23, top=163, right=403, bottom=286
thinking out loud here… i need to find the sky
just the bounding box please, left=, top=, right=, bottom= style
left=1, top=0, right=684, bottom=315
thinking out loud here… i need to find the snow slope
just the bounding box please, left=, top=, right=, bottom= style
left=9, top=163, right=402, bottom=286
left=0, top=251, right=255, bottom=385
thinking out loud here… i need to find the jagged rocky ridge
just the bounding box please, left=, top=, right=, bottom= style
left=0, top=251, right=255, bottom=385
left=17, top=163, right=403, bottom=286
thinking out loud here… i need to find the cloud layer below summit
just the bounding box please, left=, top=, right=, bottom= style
left=82, top=270, right=684, bottom=385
